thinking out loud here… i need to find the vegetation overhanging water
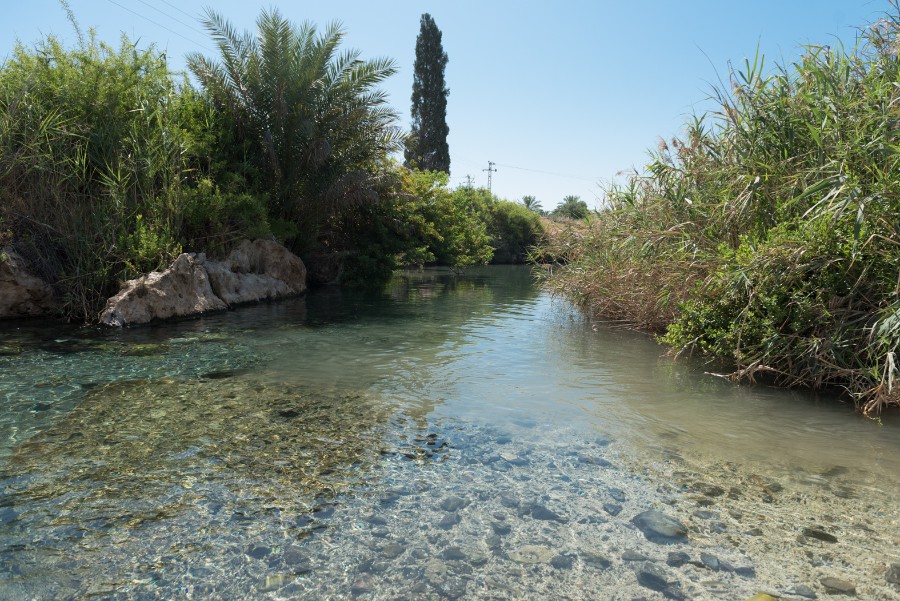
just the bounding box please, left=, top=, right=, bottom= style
left=1, top=267, right=898, bottom=600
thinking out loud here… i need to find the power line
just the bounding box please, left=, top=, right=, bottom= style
left=134, top=0, right=207, bottom=36
left=493, top=162, right=599, bottom=182
left=453, top=153, right=601, bottom=183
left=157, top=0, right=201, bottom=23
left=104, top=0, right=213, bottom=52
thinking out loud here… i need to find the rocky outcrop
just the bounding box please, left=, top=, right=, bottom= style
left=204, top=261, right=294, bottom=306
left=227, top=240, right=307, bottom=289
left=206, top=240, right=306, bottom=305
left=100, top=240, right=307, bottom=327
left=0, top=248, right=58, bottom=319
left=100, top=253, right=227, bottom=327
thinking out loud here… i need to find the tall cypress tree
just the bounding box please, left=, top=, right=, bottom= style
left=405, top=13, right=450, bottom=173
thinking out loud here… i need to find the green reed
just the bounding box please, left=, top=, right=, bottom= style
left=544, top=6, right=900, bottom=414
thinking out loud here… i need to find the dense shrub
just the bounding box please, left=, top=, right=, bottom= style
left=335, top=167, right=495, bottom=283
left=488, top=200, right=545, bottom=263
left=334, top=167, right=546, bottom=283
left=179, top=179, right=271, bottom=257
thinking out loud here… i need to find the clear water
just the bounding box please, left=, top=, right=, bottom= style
left=1, top=266, right=898, bottom=600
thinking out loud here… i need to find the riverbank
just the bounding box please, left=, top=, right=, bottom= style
left=540, top=12, right=900, bottom=415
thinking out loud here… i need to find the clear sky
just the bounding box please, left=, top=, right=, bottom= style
left=1, top=1, right=887, bottom=210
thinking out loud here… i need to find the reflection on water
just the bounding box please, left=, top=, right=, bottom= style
left=1, top=266, right=898, bottom=599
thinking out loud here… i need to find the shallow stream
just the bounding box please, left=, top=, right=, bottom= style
left=1, top=266, right=898, bottom=600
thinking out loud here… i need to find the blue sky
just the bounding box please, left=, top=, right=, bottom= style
left=1, top=1, right=886, bottom=210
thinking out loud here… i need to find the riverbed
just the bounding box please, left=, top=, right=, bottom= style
left=1, top=266, right=898, bottom=599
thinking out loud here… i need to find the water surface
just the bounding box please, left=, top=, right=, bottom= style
left=1, top=266, right=898, bottom=599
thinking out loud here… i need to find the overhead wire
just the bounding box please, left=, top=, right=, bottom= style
left=492, top=162, right=600, bottom=182
left=156, top=0, right=201, bottom=23
left=454, top=154, right=600, bottom=183
left=134, top=0, right=207, bottom=37
left=104, top=0, right=213, bottom=52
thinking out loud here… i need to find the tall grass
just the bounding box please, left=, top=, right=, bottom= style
left=0, top=26, right=277, bottom=321
left=544, top=5, right=900, bottom=414
left=0, top=31, right=196, bottom=321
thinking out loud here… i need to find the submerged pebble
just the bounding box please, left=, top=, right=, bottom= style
left=439, top=496, right=468, bottom=512
left=784, top=584, right=817, bottom=598
left=634, top=562, right=684, bottom=600
left=550, top=554, right=575, bottom=569
left=508, top=545, right=553, bottom=564
left=802, top=527, right=838, bottom=543
left=609, top=487, right=626, bottom=502
left=437, top=513, right=461, bottom=530
left=491, top=521, right=511, bottom=535
left=530, top=504, right=566, bottom=522
left=441, top=546, right=467, bottom=561
left=631, top=510, right=689, bottom=543
left=380, top=543, right=405, bottom=559
left=820, top=576, right=856, bottom=595
left=603, top=502, right=623, bottom=516
left=700, top=552, right=720, bottom=571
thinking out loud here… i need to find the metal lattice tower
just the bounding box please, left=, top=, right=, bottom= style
left=483, top=161, right=497, bottom=194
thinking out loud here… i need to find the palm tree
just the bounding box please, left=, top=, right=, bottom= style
left=187, top=8, right=404, bottom=251
left=552, top=195, right=589, bottom=219
left=521, top=195, right=543, bottom=214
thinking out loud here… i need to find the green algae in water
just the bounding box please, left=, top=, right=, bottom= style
left=1, top=375, right=400, bottom=598
left=7, top=376, right=394, bottom=505
left=0, top=343, right=23, bottom=356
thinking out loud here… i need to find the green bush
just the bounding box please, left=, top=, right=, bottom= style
left=180, top=179, right=271, bottom=257
left=488, top=200, right=545, bottom=263
left=435, top=186, right=494, bottom=270
left=334, top=167, right=496, bottom=284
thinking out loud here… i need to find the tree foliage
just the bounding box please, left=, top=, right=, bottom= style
left=404, top=13, right=450, bottom=173
left=488, top=200, right=546, bottom=263
left=333, top=166, right=545, bottom=282
left=187, top=8, right=404, bottom=253
left=552, top=195, right=590, bottom=219
left=521, top=195, right=544, bottom=214
left=334, top=167, right=490, bottom=281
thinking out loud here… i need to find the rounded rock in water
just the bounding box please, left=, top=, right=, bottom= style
left=631, top=509, right=688, bottom=543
